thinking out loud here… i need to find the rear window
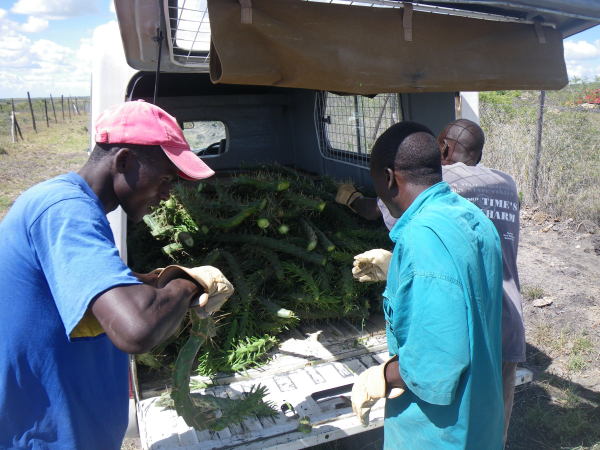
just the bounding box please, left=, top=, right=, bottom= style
left=182, top=121, right=227, bottom=157
left=315, top=92, right=403, bottom=166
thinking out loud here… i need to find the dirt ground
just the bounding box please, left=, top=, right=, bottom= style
left=507, top=209, right=600, bottom=450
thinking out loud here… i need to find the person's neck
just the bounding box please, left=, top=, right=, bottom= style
left=77, top=163, right=120, bottom=215
left=443, top=159, right=477, bottom=167
left=396, top=183, right=432, bottom=216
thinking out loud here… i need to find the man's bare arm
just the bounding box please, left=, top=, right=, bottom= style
left=349, top=197, right=382, bottom=221
left=91, top=279, right=199, bottom=354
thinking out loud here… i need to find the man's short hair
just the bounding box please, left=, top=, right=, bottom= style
left=440, top=119, right=485, bottom=158
left=88, top=143, right=164, bottom=165
left=370, top=121, right=442, bottom=186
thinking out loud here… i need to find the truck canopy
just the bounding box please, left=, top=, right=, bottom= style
left=115, top=0, right=599, bottom=94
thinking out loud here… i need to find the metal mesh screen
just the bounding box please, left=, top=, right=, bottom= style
left=166, top=0, right=211, bottom=67
left=315, top=92, right=403, bottom=167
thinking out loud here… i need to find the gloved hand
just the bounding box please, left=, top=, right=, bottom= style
left=352, top=356, right=403, bottom=427
left=156, top=265, right=234, bottom=318
left=335, top=184, right=363, bottom=209
left=352, top=249, right=393, bottom=282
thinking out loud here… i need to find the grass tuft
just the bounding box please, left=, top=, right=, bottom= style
left=522, top=284, right=545, bottom=301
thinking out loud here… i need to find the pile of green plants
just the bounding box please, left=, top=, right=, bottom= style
left=128, top=164, right=391, bottom=377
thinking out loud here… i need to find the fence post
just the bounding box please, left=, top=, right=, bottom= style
left=67, top=97, right=72, bottom=120
left=44, top=100, right=49, bottom=127
left=74, top=97, right=81, bottom=116
left=50, top=95, right=57, bottom=123
left=61, top=95, right=64, bottom=120
left=12, top=99, right=23, bottom=140
left=10, top=112, right=15, bottom=144
left=27, top=92, right=37, bottom=133
left=532, top=90, right=546, bottom=202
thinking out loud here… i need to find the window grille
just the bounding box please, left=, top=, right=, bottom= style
left=165, top=0, right=211, bottom=68
left=164, top=0, right=554, bottom=68
left=314, top=92, right=403, bottom=167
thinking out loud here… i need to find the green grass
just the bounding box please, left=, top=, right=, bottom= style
left=567, top=354, right=588, bottom=372
left=0, top=114, right=90, bottom=221
left=573, top=334, right=594, bottom=355
left=520, top=379, right=600, bottom=448
left=522, top=284, right=545, bottom=301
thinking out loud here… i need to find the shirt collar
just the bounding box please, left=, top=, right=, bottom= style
left=63, top=172, right=106, bottom=214
left=388, top=181, right=451, bottom=243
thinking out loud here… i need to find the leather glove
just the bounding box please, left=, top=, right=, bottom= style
left=352, top=249, right=393, bottom=282
left=352, top=356, right=404, bottom=427
left=335, top=184, right=363, bottom=208
left=156, top=265, right=234, bottom=318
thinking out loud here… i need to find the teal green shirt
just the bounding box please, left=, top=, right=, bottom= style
left=383, top=182, right=504, bottom=450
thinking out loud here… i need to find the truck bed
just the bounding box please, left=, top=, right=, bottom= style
left=135, top=315, right=532, bottom=449
left=137, top=315, right=388, bottom=449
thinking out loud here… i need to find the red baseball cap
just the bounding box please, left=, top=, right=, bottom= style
left=94, top=100, right=215, bottom=180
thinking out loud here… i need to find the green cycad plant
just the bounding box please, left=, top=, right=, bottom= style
left=170, top=312, right=277, bottom=431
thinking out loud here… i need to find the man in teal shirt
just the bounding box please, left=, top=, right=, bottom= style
left=351, top=122, right=504, bottom=449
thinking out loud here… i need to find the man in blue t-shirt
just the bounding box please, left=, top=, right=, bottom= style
left=350, top=122, right=504, bottom=449
left=0, top=101, right=233, bottom=450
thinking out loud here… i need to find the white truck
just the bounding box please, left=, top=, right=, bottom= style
left=91, top=1, right=599, bottom=448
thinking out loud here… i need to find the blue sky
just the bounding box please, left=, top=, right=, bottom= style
left=563, top=25, right=600, bottom=81
left=0, top=0, right=116, bottom=98
left=0, top=1, right=599, bottom=98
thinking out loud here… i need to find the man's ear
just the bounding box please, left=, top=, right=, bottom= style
left=114, top=148, right=133, bottom=174
left=384, top=167, right=396, bottom=190
left=440, top=140, right=450, bottom=160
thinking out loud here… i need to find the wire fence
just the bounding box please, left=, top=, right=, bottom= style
left=1, top=94, right=90, bottom=142
left=480, top=96, right=600, bottom=223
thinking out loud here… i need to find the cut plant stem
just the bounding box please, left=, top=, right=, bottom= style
left=231, top=176, right=290, bottom=192
left=214, top=233, right=327, bottom=266
left=299, top=217, right=318, bottom=251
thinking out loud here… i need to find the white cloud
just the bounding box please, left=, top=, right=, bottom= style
left=0, top=8, right=48, bottom=33
left=109, top=0, right=115, bottom=14
left=566, top=62, right=600, bottom=80
left=18, top=15, right=48, bottom=32
left=0, top=31, right=38, bottom=68
left=31, top=39, right=73, bottom=63
left=564, top=39, right=600, bottom=61
left=11, top=0, right=99, bottom=20
left=0, top=33, right=92, bottom=97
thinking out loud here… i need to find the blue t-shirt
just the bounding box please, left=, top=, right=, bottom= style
left=382, top=182, right=504, bottom=450
left=0, top=173, right=141, bottom=450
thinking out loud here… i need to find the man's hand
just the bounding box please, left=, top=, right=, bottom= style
left=156, top=265, right=234, bottom=317
left=336, top=184, right=363, bottom=209
left=352, top=249, right=393, bottom=282
left=352, top=356, right=404, bottom=427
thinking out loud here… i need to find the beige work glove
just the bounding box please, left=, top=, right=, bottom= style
left=352, top=356, right=404, bottom=427
left=352, top=249, right=393, bottom=282
left=335, top=184, right=363, bottom=209
left=156, top=265, right=234, bottom=318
